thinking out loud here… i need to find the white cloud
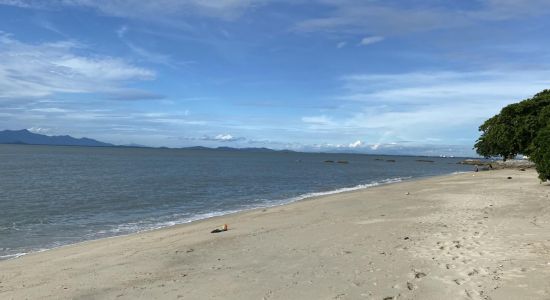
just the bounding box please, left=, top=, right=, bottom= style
left=0, top=33, right=155, bottom=100
left=114, top=25, right=194, bottom=68
left=293, top=4, right=466, bottom=35
left=301, top=115, right=335, bottom=126
left=336, top=41, right=347, bottom=48
left=27, top=127, right=51, bottom=134
left=303, top=69, right=550, bottom=146
left=0, top=0, right=266, bottom=21
left=293, top=1, right=550, bottom=36
left=124, top=41, right=175, bottom=66
left=198, top=133, right=245, bottom=142
left=30, top=107, right=68, bottom=113
left=106, top=89, right=165, bottom=101
left=215, top=133, right=235, bottom=141
left=5, top=0, right=550, bottom=36
left=359, top=36, right=383, bottom=46
left=348, top=140, right=362, bottom=148
left=340, top=70, right=550, bottom=105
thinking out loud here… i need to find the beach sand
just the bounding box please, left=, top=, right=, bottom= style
left=1, top=169, right=550, bottom=299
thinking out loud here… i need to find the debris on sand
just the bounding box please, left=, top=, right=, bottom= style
left=211, top=224, right=228, bottom=233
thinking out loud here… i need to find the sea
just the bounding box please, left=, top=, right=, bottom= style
left=0, top=144, right=473, bottom=260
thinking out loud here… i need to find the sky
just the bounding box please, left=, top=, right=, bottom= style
left=1, top=0, right=550, bottom=156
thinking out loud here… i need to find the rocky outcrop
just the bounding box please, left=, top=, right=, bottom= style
left=458, top=159, right=535, bottom=169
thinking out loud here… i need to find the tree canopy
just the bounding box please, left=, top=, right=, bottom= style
left=475, top=89, right=550, bottom=181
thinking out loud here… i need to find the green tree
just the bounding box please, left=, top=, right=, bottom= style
left=474, top=114, right=516, bottom=160
left=475, top=89, right=550, bottom=181
left=530, top=125, right=550, bottom=181
left=475, top=90, right=550, bottom=160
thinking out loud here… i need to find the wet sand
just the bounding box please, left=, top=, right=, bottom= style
left=1, top=169, right=549, bottom=299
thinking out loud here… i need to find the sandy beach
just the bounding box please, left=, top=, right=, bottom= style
left=1, top=169, right=549, bottom=299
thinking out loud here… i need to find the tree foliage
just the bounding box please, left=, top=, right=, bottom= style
left=475, top=89, right=550, bottom=180
left=531, top=125, right=550, bottom=181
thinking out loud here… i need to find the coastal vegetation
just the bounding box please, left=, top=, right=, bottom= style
left=475, top=90, right=550, bottom=180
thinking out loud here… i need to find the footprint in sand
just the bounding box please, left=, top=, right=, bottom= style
left=453, top=278, right=465, bottom=285
left=446, top=263, right=456, bottom=269
left=414, top=271, right=427, bottom=279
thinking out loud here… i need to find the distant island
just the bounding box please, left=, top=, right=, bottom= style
left=0, top=129, right=295, bottom=153
left=0, top=129, right=113, bottom=147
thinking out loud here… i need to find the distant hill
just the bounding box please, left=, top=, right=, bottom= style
left=0, top=129, right=113, bottom=147
left=0, top=130, right=295, bottom=152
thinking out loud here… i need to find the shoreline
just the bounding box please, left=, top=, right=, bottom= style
left=0, top=173, right=445, bottom=262
left=2, top=169, right=548, bottom=299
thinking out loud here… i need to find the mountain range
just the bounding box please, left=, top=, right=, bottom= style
left=0, top=129, right=113, bottom=147
left=0, top=129, right=292, bottom=152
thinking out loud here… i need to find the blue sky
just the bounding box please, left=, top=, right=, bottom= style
left=1, top=0, right=549, bottom=155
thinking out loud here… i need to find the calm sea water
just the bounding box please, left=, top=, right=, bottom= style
left=0, top=144, right=472, bottom=259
